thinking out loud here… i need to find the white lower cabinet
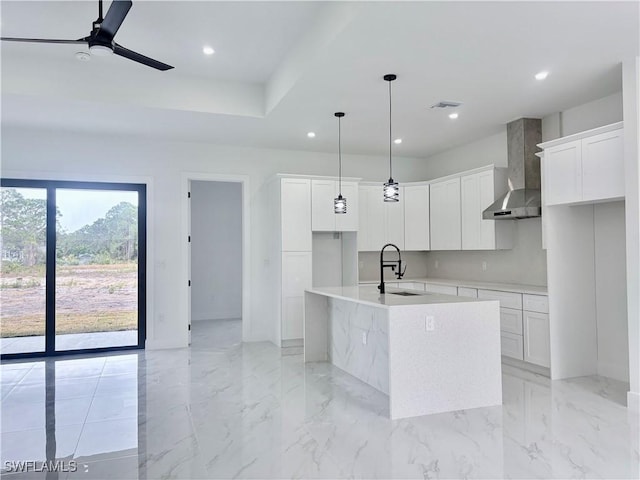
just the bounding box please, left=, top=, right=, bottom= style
left=398, top=282, right=425, bottom=291
left=281, top=251, right=312, bottom=341
left=477, top=289, right=549, bottom=368
left=501, top=332, right=524, bottom=361
left=500, top=307, right=523, bottom=335
left=523, top=311, right=550, bottom=367
left=457, top=287, right=478, bottom=298
left=282, top=296, right=304, bottom=340
left=425, top=283, right=458, bottom=295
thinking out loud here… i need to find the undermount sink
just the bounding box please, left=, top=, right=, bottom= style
left=389, top=291, right=422, bottom=296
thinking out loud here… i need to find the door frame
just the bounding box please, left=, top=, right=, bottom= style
left=181, top=173, right=251, bottom=343
left=0, top=178, right=147, bottom=359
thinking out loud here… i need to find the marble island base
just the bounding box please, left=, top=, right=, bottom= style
left=304, top=286, right=503, bottom=419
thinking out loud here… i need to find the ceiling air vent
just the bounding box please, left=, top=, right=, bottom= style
left=430, top=101, right=462, bottom=109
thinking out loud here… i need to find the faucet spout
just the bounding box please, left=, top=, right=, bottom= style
left=378, top=243, right=404, bottom=294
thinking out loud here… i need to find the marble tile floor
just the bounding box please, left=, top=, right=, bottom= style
left=1, top=330, right=139, bottom=355
left=1, top=318, right=638, bottom=479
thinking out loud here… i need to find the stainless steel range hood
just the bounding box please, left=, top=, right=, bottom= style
left=483, top=118, right=542, bottom=220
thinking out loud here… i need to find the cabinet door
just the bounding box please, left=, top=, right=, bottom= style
left=430, top=178, right=461, bottom=250
left=385, top=187, right=405, bottom=249
left=581, top=130, right=624, bottom=202
left=461, top=173, right=481, bottom=250
left=501, top=332, right=524, bottom=360
left=367, top=186, right=387, bottom=251
left=281, top=178, right=312, bottom=251
left=357, top=186, right=369, bottom=251
left=282, top=252, right=312, bottom=297
left=311, top=180, right=336, bottom=232
left=523, top=311, right=550, bottom=367
left=335, top=181, right=359, bottom=232
left=478, top=170, right=498, bottom=249
left=544, top=140, right=582, bottom=206
left=500, top=307, right=523, bottom=335
left=404, top=185, right=430, bottom=251
left=282, top=296, right=304, bottom=340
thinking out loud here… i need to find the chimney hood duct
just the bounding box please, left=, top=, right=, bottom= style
left=483, top=118, right=542, bottom=220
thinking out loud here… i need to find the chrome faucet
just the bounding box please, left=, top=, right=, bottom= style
left=378, top=243, right=406, bottom=294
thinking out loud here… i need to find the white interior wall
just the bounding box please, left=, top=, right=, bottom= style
left=190, top=181, right=242, bottom=321
left=312, top=233, right=343, bottom=288
left=622, top=57, right=640, bottom=411
left=560, top=92, right=624, bottom=137
left=594, top=201, right=629, bottom=382
left=1, top=126, right=430, bottom=348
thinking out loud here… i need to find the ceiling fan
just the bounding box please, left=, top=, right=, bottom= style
left=1, top=0, right=173, bottom=71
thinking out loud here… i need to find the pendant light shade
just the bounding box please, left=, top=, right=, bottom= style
left=334, top=112, right=347, bottom=214
left=383, top=74, right=399, bottom=202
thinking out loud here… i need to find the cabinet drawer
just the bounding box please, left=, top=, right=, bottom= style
left=398, top=282, right=425, bottom=291
left=478, top=289, right=522, bottom=309
left=500, top=307, right=523, bottom=335
left=523, top=294, right=549, bottom=314
left=425, top=283, right=458, bottom=295
left=501, top=332, right=524, bottom=360
left=457, top=287, right=478, bottom=298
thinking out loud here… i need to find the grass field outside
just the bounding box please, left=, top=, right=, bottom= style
left=1, top=263, right=137, bottom=338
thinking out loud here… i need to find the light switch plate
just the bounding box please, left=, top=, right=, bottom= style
left=362, top=332, right=367, bottom=345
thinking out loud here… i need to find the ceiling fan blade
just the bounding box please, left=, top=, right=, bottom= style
left=1, top=37, right=87, bottom=45
left=113, top=43, right=173, bottom=71
left=99, top=0, right=132, bottom=39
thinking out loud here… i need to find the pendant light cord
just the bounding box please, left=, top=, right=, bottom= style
left=388, top=78, right=393, bottom=180
left=338, top=115, right=342, bottom=195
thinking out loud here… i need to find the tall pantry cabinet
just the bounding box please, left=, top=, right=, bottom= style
left=269, top=176, right=312, bottom=346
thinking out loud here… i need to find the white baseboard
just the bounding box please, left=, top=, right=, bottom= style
left=628, top=391, right=640, bottom=412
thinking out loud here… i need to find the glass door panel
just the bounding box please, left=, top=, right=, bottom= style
left=55, top=189, right=139, bottom=351
left=0, top=187, right=47, bottom=354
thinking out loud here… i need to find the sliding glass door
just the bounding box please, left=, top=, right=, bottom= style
left=0, top=186, right=47, bottom=355
left=0, top=180, right=146, bottom=359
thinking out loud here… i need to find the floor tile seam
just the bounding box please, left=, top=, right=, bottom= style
left=71, top=365, right=105, bottom=459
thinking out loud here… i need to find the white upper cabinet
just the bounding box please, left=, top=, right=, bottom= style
left=430, top=178, right=461, bottom=250
left=385, top=191, right=405, bottom=250
left=404, top=185, right=430, bottom=251
left=335, top=181, right=359, bottom=232
left=357, top=185, right=404, bottom=251
left=461, top=168, right=513, bottom=250
left=540, top=123, right=624, bottom=206
left=312, top=180, right=358, bottom=232
left=281, top=178, right=311, bottom=251
left=581, top=129, right=624, bottom=202
left=311, top=180, right=336, bottom=232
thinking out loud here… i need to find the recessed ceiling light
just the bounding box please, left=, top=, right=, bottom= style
left=449, top=113, right=459, bottom=120
left=394, top=138, right=402, bottom=144
left=202, top=46, right=215, bottom=55
left=535, top=71, right=549, bottom=80
left=307, top=132, right=316, bottom=138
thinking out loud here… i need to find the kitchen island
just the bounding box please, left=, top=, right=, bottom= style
left=304, top=285, right=502, bottom=419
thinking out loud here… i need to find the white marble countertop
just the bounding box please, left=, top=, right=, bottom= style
left=306, top=285, right=490, bottom=309
left=359, top=277, right=548, bottom=295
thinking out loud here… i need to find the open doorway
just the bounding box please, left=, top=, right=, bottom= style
left=188, top=180, right=243, bottom=350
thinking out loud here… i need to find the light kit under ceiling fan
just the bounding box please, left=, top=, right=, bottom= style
left=1, top=0, right=173, bottom=71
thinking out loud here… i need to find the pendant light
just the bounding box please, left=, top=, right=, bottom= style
left=334, top=111, right=347, bottom=214
left=383, top=73, right=399, bottom=202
